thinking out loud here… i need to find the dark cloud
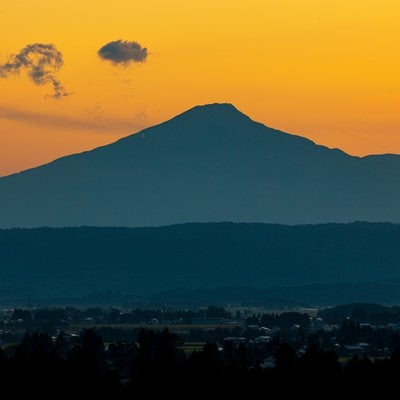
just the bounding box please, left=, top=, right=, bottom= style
left=0, top=43, right=69, bottom=99
left=98, top=40, right=148, bottom=65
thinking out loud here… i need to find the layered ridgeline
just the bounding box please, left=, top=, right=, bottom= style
left=0, top=222, right=400, bottom=300
left=1, top=103, right=400, bottom=227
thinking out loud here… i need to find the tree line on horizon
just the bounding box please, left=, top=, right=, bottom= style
left=0, top=328, right=399, bottom=397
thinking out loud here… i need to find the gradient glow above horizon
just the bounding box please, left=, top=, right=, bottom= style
left=1, top=0, right=399, bottom=176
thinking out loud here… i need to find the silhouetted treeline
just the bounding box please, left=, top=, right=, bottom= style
left=318, top=303, right=400, bottom=324
left=246, top=311, right=311, bottom=329
left=7, top=305, right=231, bottom=332
left=1, top=328, right=400, bottom=397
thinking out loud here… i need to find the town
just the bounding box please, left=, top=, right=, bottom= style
left=3, top=303, right=400, bottom=359
left=1, top=303, right=400, bottom=395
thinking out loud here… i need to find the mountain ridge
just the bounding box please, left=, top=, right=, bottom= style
left=0, top=221, right=400, bottom=300
left=0, top=103, right=358, bottom=180
left=1, top=103, right=400, bottom=227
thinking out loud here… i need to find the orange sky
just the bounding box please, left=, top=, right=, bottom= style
left=1, top=0, right=399, bottom=177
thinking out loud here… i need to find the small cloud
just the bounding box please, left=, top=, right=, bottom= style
left=0, top=43, right=70, bottom=99
left=98, top=40, right=148, bottom=66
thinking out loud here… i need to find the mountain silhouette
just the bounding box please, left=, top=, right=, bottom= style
left=0, top=103, right=399, bottom=227
left=0, top=222, right=400, bottom=300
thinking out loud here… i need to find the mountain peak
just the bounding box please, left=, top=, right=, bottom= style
left=1, top=102, right=400, bottom=228
left=189, top=103, right=239, bottom=112
left=171, top=102, right=251, bottom=126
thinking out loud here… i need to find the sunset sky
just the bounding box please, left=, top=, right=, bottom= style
left=1, top=0, right=399, bottom=177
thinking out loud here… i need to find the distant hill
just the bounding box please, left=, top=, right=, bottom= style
left=140, top=284, right=400, bottom=308
left=1, top=222, right=400, bottom=301
left=1, top=103, right=400, bottom=227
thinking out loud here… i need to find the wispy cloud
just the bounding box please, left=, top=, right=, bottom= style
left=0, top=105, right=146, bottom=133
left=98, top=40, right=148, bottom=66
left=0, top=43, right=70, bottom=99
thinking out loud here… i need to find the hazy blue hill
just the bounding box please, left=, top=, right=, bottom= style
left=0, top=222, right=400, bottom=300
left=0, top=103, right=400, bottom=227
left=144, top=285, right=400, bottom=308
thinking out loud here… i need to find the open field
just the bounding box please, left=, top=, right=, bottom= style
left=181, top=342, right=206, bottom=353
left=68, top=323, right=240, bottom=333
left=228, top=307, right=319, bottom=318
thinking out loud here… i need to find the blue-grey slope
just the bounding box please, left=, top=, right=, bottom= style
left=0, top=103, right=399, bottom=227
left=0, top=222, right=399, bottom=299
